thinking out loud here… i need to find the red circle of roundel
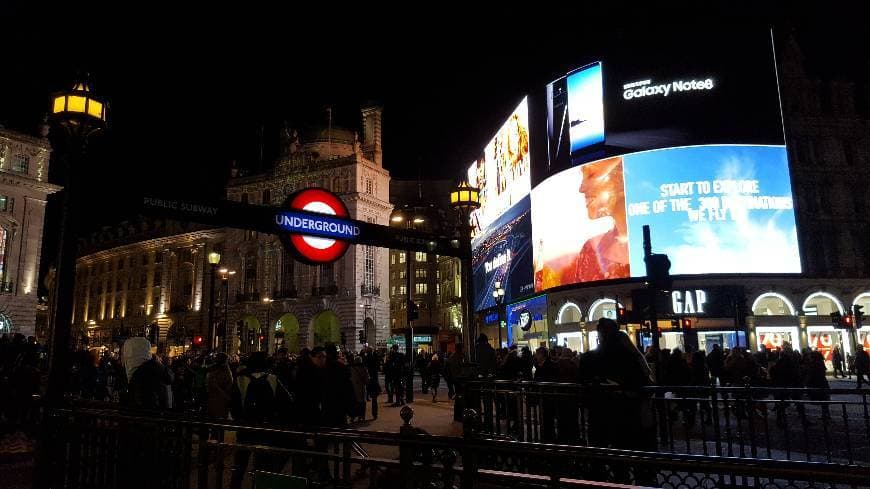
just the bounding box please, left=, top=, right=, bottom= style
left=288, top=188, right=350, bottom=264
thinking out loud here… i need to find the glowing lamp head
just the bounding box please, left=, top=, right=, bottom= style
left=51, top=78, right=108, bottom=124
left=208, top=251, right=221, bottom=265
left=450, top=181, right=481, bottom=213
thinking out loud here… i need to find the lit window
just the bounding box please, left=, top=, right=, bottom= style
left=0, top=196, right=12, bottom=213
left=415, top=283, right=428, bottom=294
left=390, top=254, right=395, bottom=265
left=399, top=285, right=406, bottom=295
left=415, top=269, right=427, bottom=279
left=12, top=154, right=29, bottom=173
left=415, top=252, right=427, bottom=261
left=399, top=253, right=406, bottom=264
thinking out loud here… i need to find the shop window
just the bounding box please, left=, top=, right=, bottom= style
left=587, top=299, right=622, bottom=322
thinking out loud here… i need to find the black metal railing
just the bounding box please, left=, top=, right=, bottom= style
left=38, top=402, right=870, bottom=489
left=361, top=284, right=381, bottom=296
left=465, top=379, right=870, bottom=465
left=274, top=288, right=298, bottom=299
left=311, top=284, right=338, bottom=296
left=235, top=291, right=261, bottom=302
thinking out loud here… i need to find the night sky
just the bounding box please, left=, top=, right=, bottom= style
left=0, top=4, right=864, bottom=296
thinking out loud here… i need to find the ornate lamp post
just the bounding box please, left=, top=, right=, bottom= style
left=45, top=78, right=108, bottom=404
left=219, top=268, right=235, bottom=353
left=262, top=297, right=274, bottom=352
left=207, top=251, right=221, bottom=351
left=493, top=281, right=505, bottom=348
left=450, top=181, right=480, bottom=358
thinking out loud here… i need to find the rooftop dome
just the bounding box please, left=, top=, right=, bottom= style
left=300, top=126, right=355, bottom=144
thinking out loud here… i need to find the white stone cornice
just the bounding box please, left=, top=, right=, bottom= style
left=78, top=229, right=226, bottom=265
left=0, top=172, right=62, bottom=195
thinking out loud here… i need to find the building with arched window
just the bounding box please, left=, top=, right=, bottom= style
left=71, top=106, right=391, bottom=355
left=0, top=127, right=60, bottom=337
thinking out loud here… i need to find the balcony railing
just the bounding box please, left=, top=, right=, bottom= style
left=311, top=285, right=338, bottom=296
left=274, top=288, right=298, bottom=299
left=236, top=291, right=261, bottom=302
left=360, top=284, right=380, bottom=296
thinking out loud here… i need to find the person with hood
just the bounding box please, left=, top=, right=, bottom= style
left=206, top=352, right=234, bottom=420
left=349, top=354, right=370, bottom=423
left=123, top=337, right=173, bottom=410
left=427, top=354, right=442, bottom=402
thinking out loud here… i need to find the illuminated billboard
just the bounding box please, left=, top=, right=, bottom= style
left=533, top=144, right=800, bottom=291
left=467, top=97, right=531, bottom=239
left=472, top=195, right=534, bottom=311
left=469, top=29, right=799, bottom=309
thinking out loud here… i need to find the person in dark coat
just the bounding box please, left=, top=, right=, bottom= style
left=362, top=346, right=382, bottom=419
left=445, top=344, right=465, bottom=400
left=321, top=344, right=353, bottom=426
left=831, top=345, right=845, bottom=379
left=707, top=343, right=725, bottom=385
left=476, top=334, right=497, bottom=377
left=295, top=347, right=326, bottom=426
left=123, top=338, right=173, bottom=411
left=534, top=347, right=558, bottom=442
left=428, top=354, right=443, bottom=402
left=804, top=350, right=831, bottom=419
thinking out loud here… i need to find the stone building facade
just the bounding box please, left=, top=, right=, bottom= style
left=71, top=106, right=392, bottom=354
left=220, top=106, right=391, bottom=354
left=0, top=126, right=60, bottom=336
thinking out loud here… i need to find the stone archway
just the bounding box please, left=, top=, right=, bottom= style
left=311, top=310, right=340, bottom=347
left=275, top=313, right=300, bottom=353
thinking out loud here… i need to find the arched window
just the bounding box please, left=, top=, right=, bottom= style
left=852, top=292, right=870, bottom=312
left=751, top=292, right=796, bottom=316
left=556, top=302, right=583, bottom=324
left=588, top=299, right=623, bottom=322
left=802, top=292, right=844, bottom=316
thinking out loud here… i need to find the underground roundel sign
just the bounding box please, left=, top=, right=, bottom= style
left=275, top=188, right=360, bottom=264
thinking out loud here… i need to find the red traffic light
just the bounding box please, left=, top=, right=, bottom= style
left=844, top=315, right=854, bottom=327
left=681, top=318, right=692, bottom=329
left=193, top=335, right=203, bottom=345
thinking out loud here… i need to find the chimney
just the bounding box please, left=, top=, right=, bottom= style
left=361, top=105, right=383, bottom=166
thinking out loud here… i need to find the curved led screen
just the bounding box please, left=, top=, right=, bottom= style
left=468, top=29, right=800, bottom=311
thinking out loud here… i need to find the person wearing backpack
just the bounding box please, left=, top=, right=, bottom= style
left=230, top=351, right=292, bottom=489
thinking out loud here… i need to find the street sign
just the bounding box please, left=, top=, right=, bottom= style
left=278, top=188, right=353, bottom=264
left=140, top=191, right=467, bottom=259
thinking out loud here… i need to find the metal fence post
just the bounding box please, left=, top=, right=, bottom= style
left=462, top=409, right=480, bottom=489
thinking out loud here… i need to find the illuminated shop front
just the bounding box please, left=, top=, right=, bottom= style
left=506, top=295, right=550, bottom=350
left=554, top=301, right=585, bottom=352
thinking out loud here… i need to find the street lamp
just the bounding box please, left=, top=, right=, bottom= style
left=493, top=281, right=505, bottom=348
left=263, top=297, right=274, bottom=353
left=450, top=181, right=480, bottom=358
left=45, top=76, right=108, bottom=404
left=207, top=251, right=221, bottom=351
left=219, top=268, right=235, bottom=353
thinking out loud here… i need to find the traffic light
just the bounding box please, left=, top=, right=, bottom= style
left=644, top=253, right=672, bottom=291
left=616, top=306, right=627, bottom=325
left=193, top=335, right=203, bottom=346
left=408, top=300, right=419, bottom=321
left=831, top=311, right=842, bottom=327
left=844, top=314, right=854, bottom=329
left=681, top=318, right=692, bottom=330
left=358, top=330, right=367, bottom=344
left=854, top=304, right=865, bottom=327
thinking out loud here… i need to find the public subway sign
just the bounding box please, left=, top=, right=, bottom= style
left=276, top=188, right=356, bottom=264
